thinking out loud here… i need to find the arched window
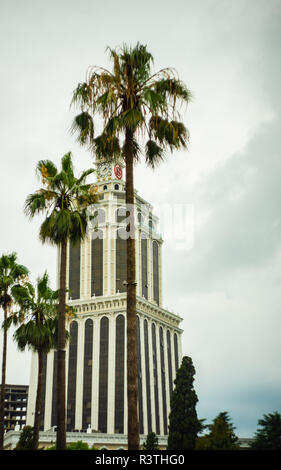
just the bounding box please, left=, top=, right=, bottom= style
left=144, top=320, right=152, bottom=433
left=116, top=228, right=127, bottom=293
left=93, top=208, right=106, bottom=224
left=98, top=317, right=109, bottom=433
left=115, top=315, right=125, bottom=433
left=137, top=316, right=143, bottom=434
left=114, top=183, right=119, bottom=190
left=137, top=211, right=143, bottom=225
left=167, top=330, right=173, bottom=399
left=103, top=184, right=108, bottom=191
left=152, top=323, right=160, bottom=435
left=141, top=238, right=148, bottom=299
left=82, top=319, right=93, bottom=430
left=69, top=241, right=81, bottom=300
left=174, top=333, right=179, bottom=371
left=91, top=230, right=103, bottom=297
left=153, top=241, right=160, bottom=305
left=159, top=327, right=167, bottom=435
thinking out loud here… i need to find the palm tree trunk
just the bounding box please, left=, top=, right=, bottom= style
left=0, top=302, right=8, bottom=450
left=32, top=349, right=44, bottom=450
left=56, top=239, right=67, bottom=450
left=125, top=128, right=140, bottom=450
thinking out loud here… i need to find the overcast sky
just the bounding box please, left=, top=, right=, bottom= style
left=1, top=0, right=281, bottom=437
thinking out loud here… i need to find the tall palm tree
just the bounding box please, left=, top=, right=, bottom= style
left=71, top=43, right=191, bottom=449
left=24, top=152, right=98, bottom=450
left=3, top=272, right=70, bottom=449
left=0, top=252, right=29, bottom=450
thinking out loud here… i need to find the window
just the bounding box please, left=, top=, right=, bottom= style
left=152, top=323, right=160, bottom=435
left=98, top=317, right=109, bottom=433
left=144, top=320, right=152, bottom=433
left=137, top=316, right=143, bottom=434
left=159, top=327, right=167, bottom=435
left=103, top=185, right=108, bottom=190
left=114, top=315, right=125, bottom=434
left=116, top=228, right=127, bottom=293
left=167, top=330, right=173, bottom=399
left=174, top=333, right=179, bottom=371
left=114, top=184, right=119, bottom=190
left=82, top=319, right=93, bottom=430
left=153, top=241, right=160, bottom=305
left=141, top=239, right=148, bottom=299
left=91, top=230, right=103, bottom=296
left=116, top=207, right=127, bottom=223
left=69, top=242, right=81, bottom=300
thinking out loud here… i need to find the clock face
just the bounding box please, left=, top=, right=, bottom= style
left=114, top=163, right=122, bottom=180
left=98, top=162, right=111, bottom=178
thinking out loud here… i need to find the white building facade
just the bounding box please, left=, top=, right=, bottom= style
left=26, top=158, right=183, bottom=439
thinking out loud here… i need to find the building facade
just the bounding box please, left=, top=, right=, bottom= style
left=26, top=157, right=183, bottom=439
left=1, top=384, right=28, bottom=432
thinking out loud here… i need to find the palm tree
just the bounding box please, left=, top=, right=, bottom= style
left=71, top=43, right=191, bottom=449
left=3, top=272, right=70, bottom=449
left=0, top=252, right=29, bottom=449
left=24, top=152, right=98, bottom=450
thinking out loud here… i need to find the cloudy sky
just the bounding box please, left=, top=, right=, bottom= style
left=1, top=0, right=281, bottom=437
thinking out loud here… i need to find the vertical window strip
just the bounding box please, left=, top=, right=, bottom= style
left=114, top=315, right=125, bottom=433
left=98, top=316, right=109, bottom=433
left=116, top=228, right=127, bottom=293
left=91, top=231, right=103, bottom=297
left=136, top=316, right=144, bottom=434
left=82, top=319, right=93, bottom=430
left=69, top=242, right=81, bottom=300
left=153, top=241, right=159, bottom=305
left=167, top=330, right=173, bottom=399
left=144, top=320, right=152, bottom=433
left=152, top=323, right=160, bottom=435
left=141, top=238, right=148, bottom=299
left=174, top=333, right=179, bottom=371
left=159, top=327, right=167, bottom=434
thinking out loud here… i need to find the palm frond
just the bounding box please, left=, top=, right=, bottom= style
left=145, top=140, right=165, bottom=169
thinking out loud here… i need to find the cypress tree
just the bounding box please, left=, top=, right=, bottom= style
left=167, top=356, right=201, bottom=450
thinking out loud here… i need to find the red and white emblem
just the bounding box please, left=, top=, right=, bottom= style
left=114, top=164, right=122, bottom=180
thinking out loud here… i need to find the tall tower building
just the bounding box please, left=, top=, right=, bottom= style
left=26, top=156, right=183, bottom=442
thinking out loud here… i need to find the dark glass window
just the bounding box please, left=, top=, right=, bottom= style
left=149, top=218, right=153, bottom=232
left=144, top=320, right=152, bottom=433
left=82, top=319, right=93, bottom=430
left=141, top=239, right=148, bottom=300
left=137, top=212, right=143, bottom=225
left=91, top=230, right=103, bottom=296
left=159, top=327, right=167, bottom=434
left=152, top=323, right=160, bottom=435
left=39, top=354, right=47, bottom=430
left=51, top=351, right=58, bottom=427
left=67, top=321, right=78, bottom=431
left=114, top=184, right=119, bottom=190
left=167, top=330, right=173, bottom=399
left=103, top=185, right=108, bottom=191
left=69, top=242, right=80, bottom=300
left=98, top=316, right=109, bottom=433
left=116, top=228, right=127, bottom=293
left=114, top=315, right=125, bottom=433
left=153, top=241, right=160, bottom=305
left=137, top=316, right=144, bottom=434
left=174, top=333, right=179, bottom=371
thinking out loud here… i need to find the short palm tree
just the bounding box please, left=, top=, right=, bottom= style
left=0, top=252, right=29, bottom=450
left=3, top=272, right=68, bottom=449
left=71, top=43, right=191, bottom=449
left=24, top=152, right=98, bottom=450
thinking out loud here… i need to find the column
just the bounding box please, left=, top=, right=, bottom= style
left=140, top=315, right=148, bottom=434
left=148, top=320, right=156, bottom=432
